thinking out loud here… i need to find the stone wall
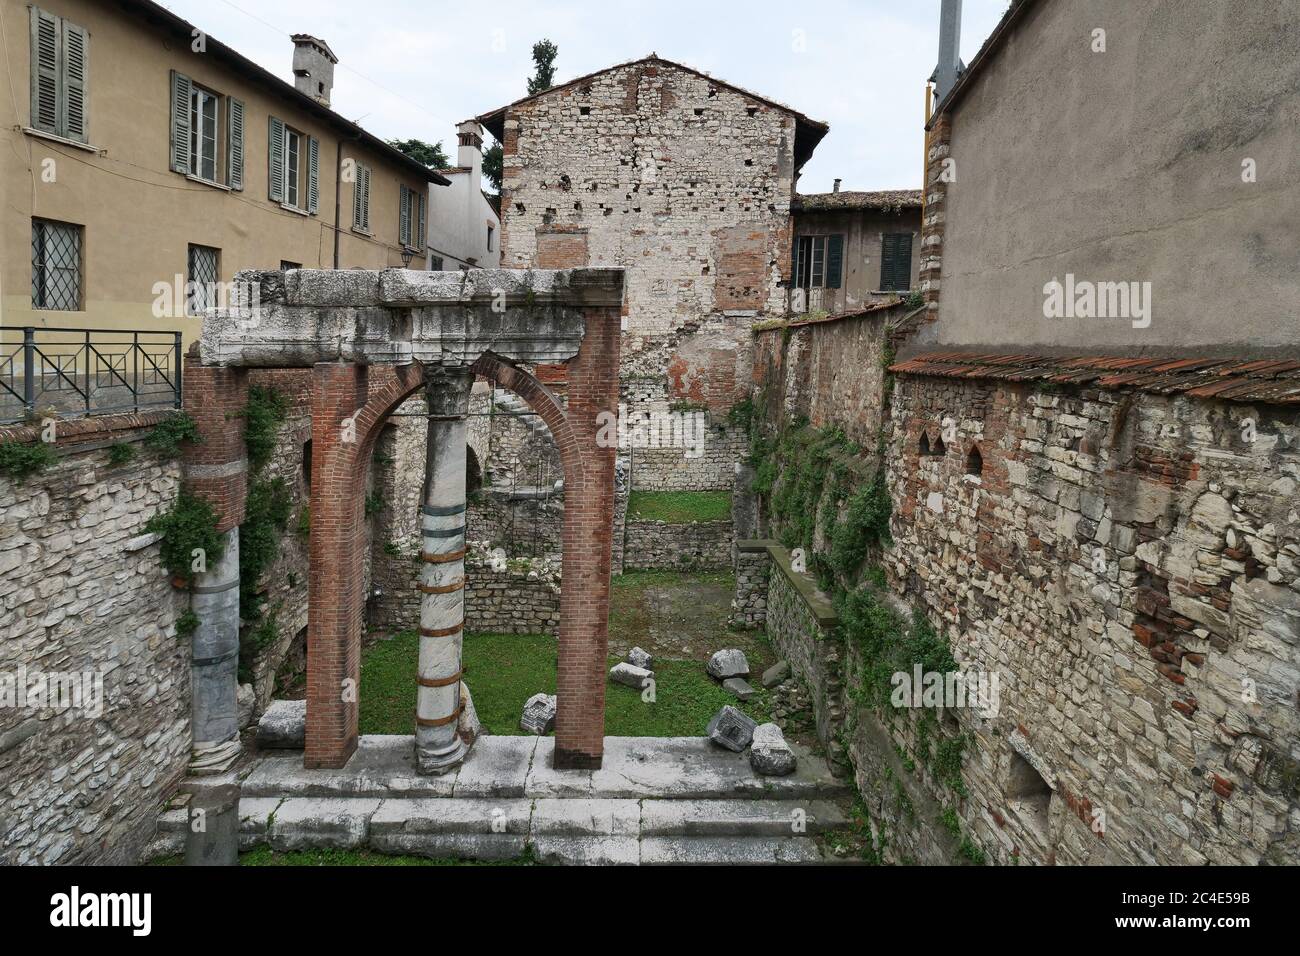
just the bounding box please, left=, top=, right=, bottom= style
left=464, top=558, right=561, bottom=635
left=884, top=376, right=1300, bottom=865
left=621, top=378, right=747, bottom=492
left=496, top=57, right=807, bottom=490
left=730, top=545, right=770, bottom=627
left=621, top=518, right=731, bottom=571
left=0, top=419, right=189, bottom=864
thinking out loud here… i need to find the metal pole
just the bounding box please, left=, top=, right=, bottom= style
left=133, top=331, right=140, bottom=414
left=22, top=327, right=35, bottom=418
left=174, top=332, right=183, bottom=409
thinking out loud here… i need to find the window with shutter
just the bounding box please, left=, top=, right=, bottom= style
left=361, top=166, right=372, bottom=231
left=61, top=21, right=88, bottom=143
left=170, top=71, right=192, bottom=174
left=29, top=8, right=60, bottom=135
left=880, top=233, right=914, bottom=291
left=826, top=234, right=844, bottom=289
left=417, top=190, right=427, bottom=250
left=306, top=137, right=320, bottom=214
left=227, top=98, right=245, bottom=190
left=399, top=185, right=411, bottom=246
left=353, top=163, right=372, bottom=232
left=268, top=116, right=285, bottom=202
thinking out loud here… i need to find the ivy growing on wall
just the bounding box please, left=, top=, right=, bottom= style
left=0, top=440, right=57, bottom=483
left=243, top=386, right=288, bottom=472
left=144, top=414, right=201, bottom=458
left=144, top=490, right=224, bottom=584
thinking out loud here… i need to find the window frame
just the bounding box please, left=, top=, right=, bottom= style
left=794, top=234, right=844, bottom=290
left=188, top=83, right=220, bottom=183
left=186, top=243, right=221, bottom=317
left=878, top=232, right=914, bottom=292
left=31, top=217, right=83, bottom=312
left=284, top=126, right=303, bottom=209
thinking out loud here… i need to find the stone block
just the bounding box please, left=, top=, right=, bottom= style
left=706, top=648, right=750, bottom=680
left=256, top=699, right=306, bottom=749
left=706, top=706, right=757, bottom=752
left=750, top=722, right=796, bottom=776
left=723, top=677, right=756, bottom=701
left=609, top=662, right=654, bottom=689
left=520, top=693, right=557, bottom=735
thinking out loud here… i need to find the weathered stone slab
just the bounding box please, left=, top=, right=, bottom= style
left=723, top=677, right=756, bottom=701
left=627, top=647, right=653, bottom=669
left=256, top=699, right=306, bottom=749
left=524, top=737, right=594, bottom=798
left=370, top=798, right=532, bottom=835
left=639, top=836, right=824, bottom=865
left=452, top=735, right=536, bottom=798
left=750, top=722, right=797, bottom=776
left=530, top=835, right=640, bottom=865
left=242, top=736, right=459, bottom=798
left=267, top=798, right=381, bottom=851
left=707, top=648, right=750, bottom=679
left=760, top=660, right=791, bottom=688
left=530, top=799, right=640, bottom=836
left=370, top=831, right=529, bottom=861
left=707, top=706, right=757, bottom=752
left=639, top=799, right=845, bottom=837
left=520, top=693, right=557, bottom=735
left=609, top=662, right=654, bottom=689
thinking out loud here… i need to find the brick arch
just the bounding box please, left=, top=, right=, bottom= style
left=471, top=352, right=584, bottom=488
left=305, top=304, right=622, bottom=770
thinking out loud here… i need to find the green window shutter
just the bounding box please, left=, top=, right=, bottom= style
left=880, top=234, right=913, bottom=291
left=417, top=189, right=427, bottom=249
left=362, top=165, right=372, bottom=231
left=399, top=184, right=410, bottom=246
left=268, top=116, right=285, bottom=202
left=60, top=20, right=88, bottom=142
left=30, top=8, right=60, bottom=135
left=826, top=234, right=844, bottom=289
left=226, top=97, right=245, bottom=190
left=306, top=136, right=320, bottom=214
left=169, top=70, right=192, bottom=174
left=352, top=161, right=364, bottom=229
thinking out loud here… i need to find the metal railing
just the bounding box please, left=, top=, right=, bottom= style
left=0, top=327, right=183, bottom=425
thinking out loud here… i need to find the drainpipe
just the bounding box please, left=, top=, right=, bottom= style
left=414, top=367, right=473, bottom=774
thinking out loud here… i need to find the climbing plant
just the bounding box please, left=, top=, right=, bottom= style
left=243, top=386, right=288, bottom=473
left=144, top=491, right=224, bottom=584
left=144, top=413, right=201, bottom=458
left=0, top=440, right=57, bottom=483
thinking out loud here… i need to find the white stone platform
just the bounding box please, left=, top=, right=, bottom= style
left=149, top=735, right=857, bottom=865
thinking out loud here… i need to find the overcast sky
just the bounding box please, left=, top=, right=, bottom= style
left=158, top=0, right=1009, bottom=193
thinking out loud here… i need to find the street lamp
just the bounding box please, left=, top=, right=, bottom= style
left=400, top=248, right=416, bottom=268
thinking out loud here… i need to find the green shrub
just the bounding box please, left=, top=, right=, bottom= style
left=144, top=414, right=201, bottom=457
left=145, top=491, right=224, bottom=584
left=0, top=440, right=57, bottom=483
left=175, top=608, right=200, bottom=639
left=239, top=478, right=291, bottom=617
left=107, top=442, right=136, bottom=466
left=243, top=386, right=288, bottom=473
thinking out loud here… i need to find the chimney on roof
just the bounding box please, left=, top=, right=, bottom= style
left=292, top=35, right=338, bottom=107
left=457, top=120, right=484, bottom=181
left=833, top=178, right=842, bottom=193
left=933, top=0, right=964, bottom=104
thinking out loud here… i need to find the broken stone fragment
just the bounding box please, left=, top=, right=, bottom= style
left=237, top=683, right=255, bottom=730
left=520, top=692, right=557, bottom=735
left=723, top=677, right=756, bottom=701
left=627, top=646, right=653, bottom=669
left=706, top=648, right=750, bottom=680
left=256, top=699, right=306, bottom=749
left=706, top=705, right=757, bottom=752
left=458, top=682, right=483, bottom=747
left=610, top=662, right=654, bottom=689
left=760, top=660, right=790, bottom=688
left=749, top=722, right=796, bottom=776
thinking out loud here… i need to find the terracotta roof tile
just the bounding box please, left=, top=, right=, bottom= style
left=889, top=350, right=1300, bottom=405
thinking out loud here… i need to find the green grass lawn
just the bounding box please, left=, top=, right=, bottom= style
left=360, top=629, right=771, bottom=738
left=626, top=490, right=732, bottom=523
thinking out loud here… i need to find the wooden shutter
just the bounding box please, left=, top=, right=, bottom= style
left=880, top=234, right=913, bottom=291
left=226, top=97, right=245, bottom=190
left=169, top=70, right=192, bottom=174
left=306, top=136, right=320, bottom=213
left=399, top=184, right=411, bottom=246
left=826, top=234, right=844, bottom=289
left=30, top=8, right=60, bottom=135
left=359, top=165, right=372, bottom=231
left=61, top=20, right=88, bottom=142
left=352, top=161, right=364, bottom=229
left=417, top=189, right=427, bottom=249
left=268, top=116, right=285, bottom=202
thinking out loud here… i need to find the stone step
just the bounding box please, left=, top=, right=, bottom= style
left=241, top=735, right=852, bottom=802
left=149, top=790, right=852, bottom=868
left=152, top=795, right=846, bottom=864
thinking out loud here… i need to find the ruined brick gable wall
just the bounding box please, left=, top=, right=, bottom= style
left=887, top=379, right=1300, bottom=865
left=499, top=60, right=796, bottom=493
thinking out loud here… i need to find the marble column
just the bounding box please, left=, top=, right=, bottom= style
left=189, top=527, right=242, bottom=774
left=415, top=368, right=472, bottom=774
